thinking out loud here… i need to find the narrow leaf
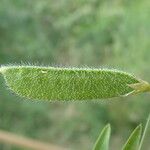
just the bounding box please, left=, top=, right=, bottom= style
left=138, top=114, right=150, bottom=150
left=122, top=125, right=142, bottom=150
left=92, top=124, right=111, bottom=150
left=0, top=65, right=150, bottom=101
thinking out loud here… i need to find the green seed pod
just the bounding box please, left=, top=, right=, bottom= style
left=0, top=66, right=150, bottom=101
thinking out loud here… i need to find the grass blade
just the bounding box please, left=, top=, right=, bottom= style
left=122, top=125, right=142, bottom=150
left=92, top=124, right=111, bottom=150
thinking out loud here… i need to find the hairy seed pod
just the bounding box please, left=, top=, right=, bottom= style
left=0, top=66, right=150, bottom=101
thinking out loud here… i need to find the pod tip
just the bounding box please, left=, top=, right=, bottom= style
left=128, top=79, right=150, bottom=94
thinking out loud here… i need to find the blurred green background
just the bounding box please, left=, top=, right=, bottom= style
left=0, top=0, right=150, bottom=150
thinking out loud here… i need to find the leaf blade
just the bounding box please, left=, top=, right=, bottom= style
left=138, top=114, right=150, bottom=150
left=92, top=124, right=111, bottom=150
left=122, top=125, right=142, bottom=150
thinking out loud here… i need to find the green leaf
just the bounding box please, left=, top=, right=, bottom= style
left=92, top=124, right=111, bottom=150
left=0, top=65, right=150, bottom=101
left=138, top=114, right=150, bottom=150
left=122, top=125, right=142, bottom=150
